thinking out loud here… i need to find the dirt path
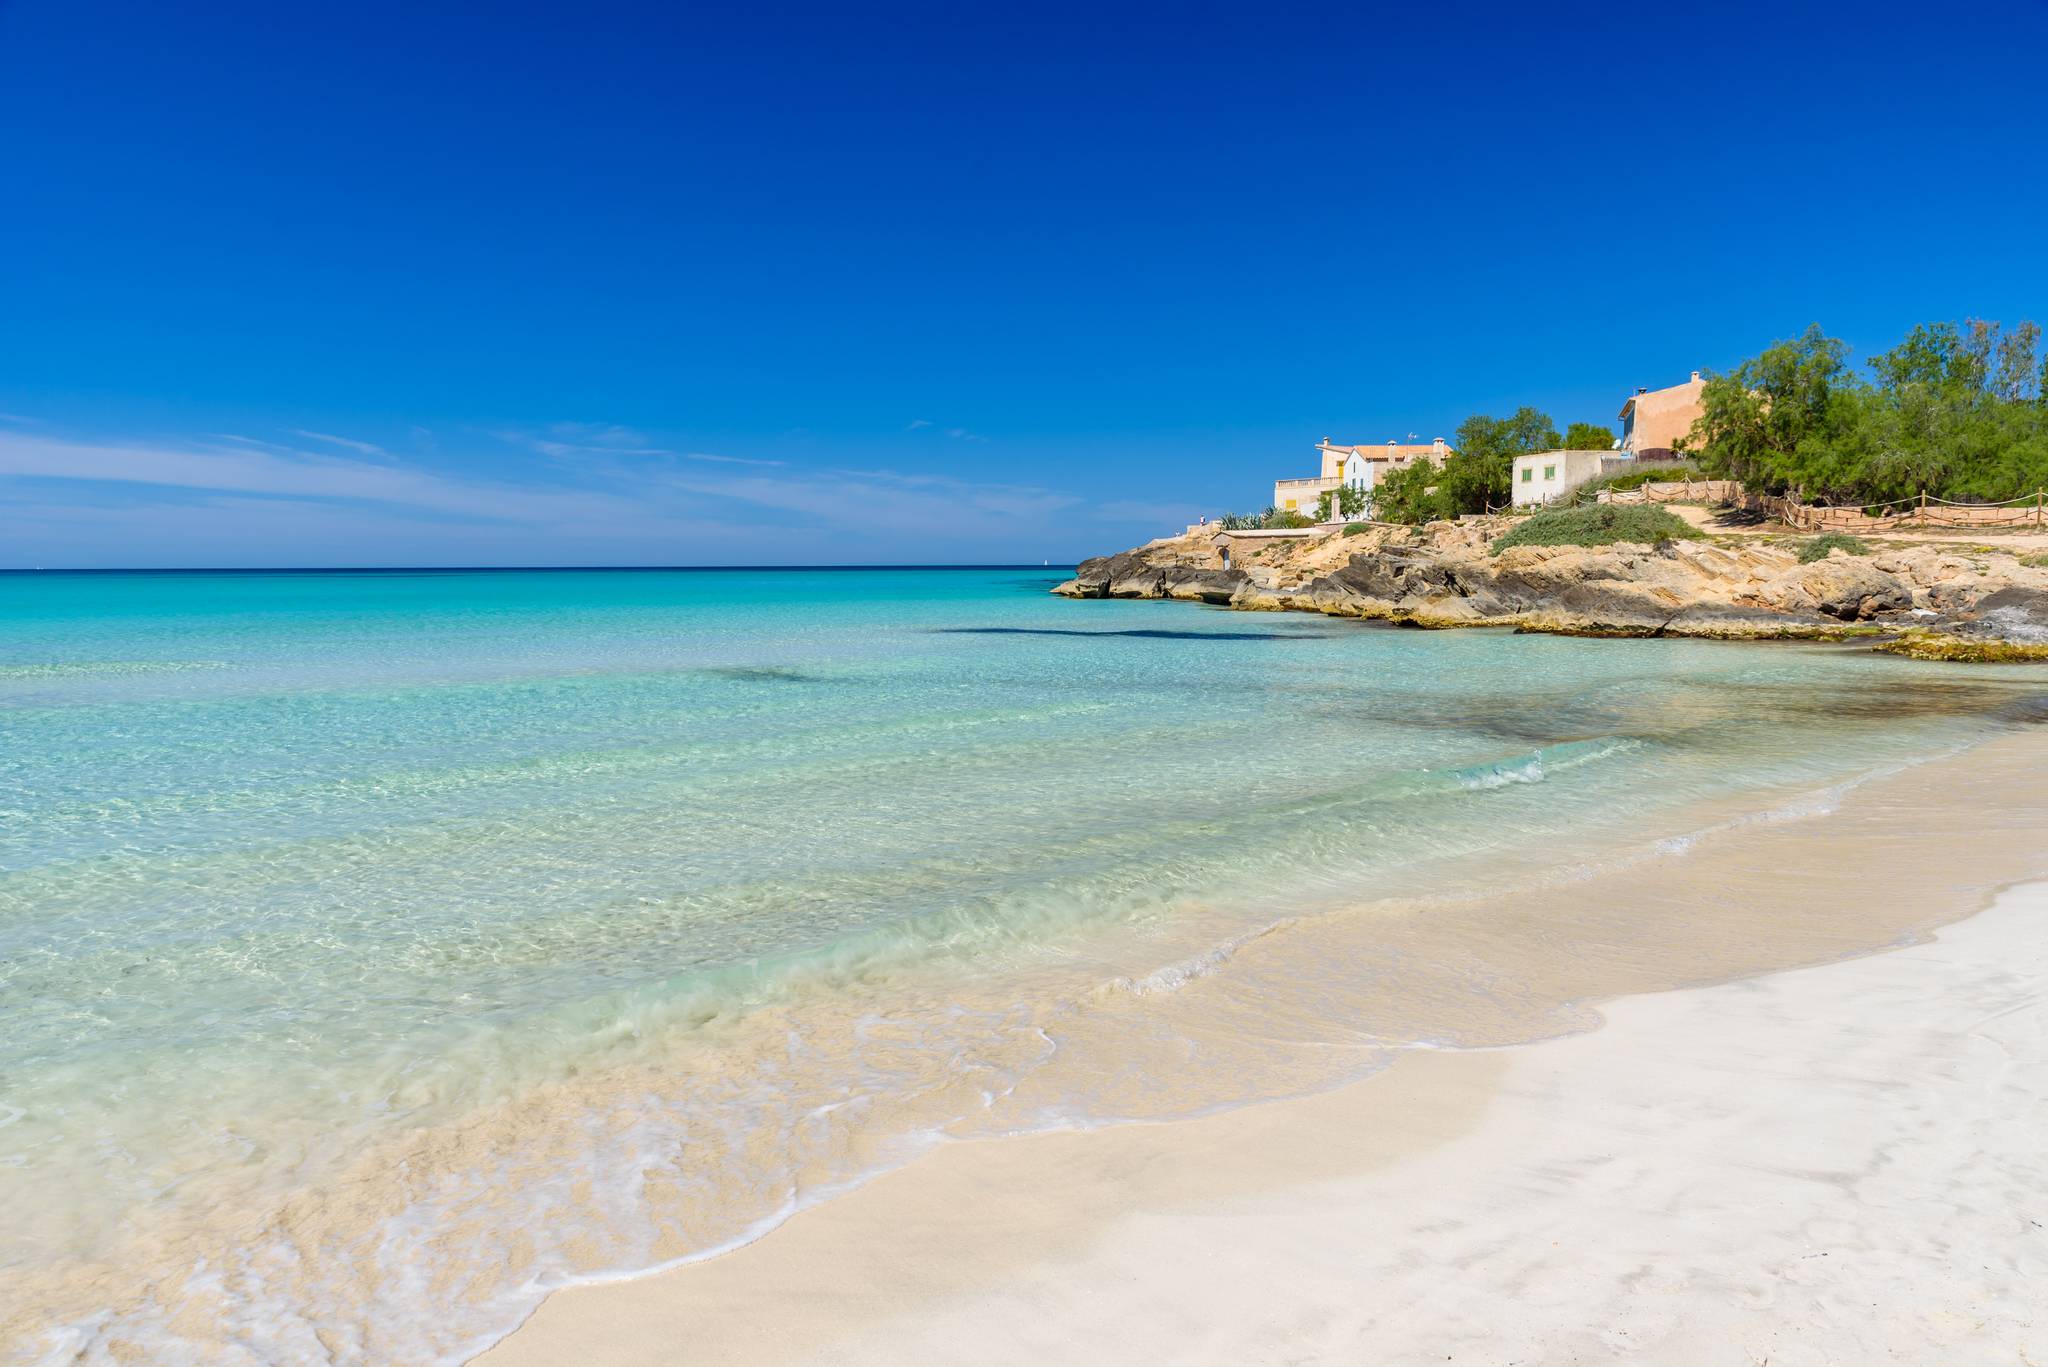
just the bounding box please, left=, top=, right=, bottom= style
left=1663, top=501, right=2048, bottom=551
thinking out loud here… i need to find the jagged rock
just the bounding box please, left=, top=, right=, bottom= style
left=1052, top=554, right=1246, bottom=604
left=1053, top=552, right=1120, bottom=598
left=1513, top=581, right=1697, bottom=637
left=1757, top=556, right=1913, bottom=621
left=1951, top=586, right=2048, bottom=644
left=1159, top=567, right=1248, bottom=604
left=1677, top=604, right=1856, bottom=638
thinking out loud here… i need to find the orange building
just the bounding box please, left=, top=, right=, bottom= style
left=1618, top=372, right=1707, bottom=459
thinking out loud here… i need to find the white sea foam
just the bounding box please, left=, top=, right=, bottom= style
left=1108, top=919, right=1295, bottom=996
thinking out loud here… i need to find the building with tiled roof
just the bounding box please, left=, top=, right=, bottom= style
left=1272, top=436, right=1451, bottom=521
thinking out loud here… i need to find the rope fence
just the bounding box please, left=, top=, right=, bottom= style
left=1600, top=481, right=2048, bottom=531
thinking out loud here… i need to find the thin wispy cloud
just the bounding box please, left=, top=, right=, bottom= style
left=905, top=418, right=987, bottom=442
left=665, top=463, right=1078, bottom=536
left=0, top=419, right=1112, bottom=567
left=503, top=423, right=786, bottom=468
left=679, top=450, right=785, bottom=467
left=0, top=427, right=1062, bottom=530
left=292, top=429, right=390, bottom=458
left=0, top=430, right=634, bottom=525
left=546, top=422, right=648, bottom=447
left=527, top=436, right=677, bottom=459
left=508, top=422, right=675, bottom=460
left=0, top=488, right=775, bottom=568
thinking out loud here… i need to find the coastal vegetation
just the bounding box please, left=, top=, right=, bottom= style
left=1562, top=421, right=1617, bottom=450
left=1376, top=407, right=1558, bottom=523
left=1691, top=319, right=2048, bottom=505
left=1598, top=463, right=1696, bottom=490
left=1219, top=508, right=1314, bottom=530
left=1566, top=463, right=1699, bottom=505
left=1315, top=485, right=1368, bottom=522
left=1797, top=532, right=1872, bottom=562
left=1372, top=317, right=2047, bottom=529
left=1876, top=630, right=2048, bottom=663
left=1490, top=504, right=1702, bottom=554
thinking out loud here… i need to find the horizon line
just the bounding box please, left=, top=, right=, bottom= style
left=0, top=563, right=1079, bottom=575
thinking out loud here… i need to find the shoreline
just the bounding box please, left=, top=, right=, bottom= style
left=478, top=727, right=2048, bottom=1366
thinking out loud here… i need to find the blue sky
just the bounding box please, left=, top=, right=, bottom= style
left=3, top=0, right=2045, bottom=567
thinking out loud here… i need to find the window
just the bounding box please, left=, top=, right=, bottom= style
left=1543, top=465, right=1556, bottom=480
left=1282, top=499, right=1296, bottom=511
left=1520, top=467, right=1532, bottom=483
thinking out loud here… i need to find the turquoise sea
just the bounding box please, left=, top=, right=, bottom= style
left=2, top=568, right=2043, bottom=1365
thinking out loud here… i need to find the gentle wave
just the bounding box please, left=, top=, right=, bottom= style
left=1107, top=918, right=1296, bottom=996
left=0, top=659, right=227, bottom=679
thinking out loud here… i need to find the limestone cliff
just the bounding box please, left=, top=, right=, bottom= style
left=1053, top=519, right=2048, bottom=660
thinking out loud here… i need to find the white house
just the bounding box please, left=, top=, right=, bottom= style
left=1511, top=449, right=1635, bottom=506
left=1273, top=437, right=1451, bottom=521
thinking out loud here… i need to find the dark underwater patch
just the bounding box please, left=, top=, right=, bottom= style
left=697, top=665, right=825, bottom=683
left=937, top=626, right=1335, bottom=641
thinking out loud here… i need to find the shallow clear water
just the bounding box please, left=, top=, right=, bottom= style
left=2, top=568, right=2042, bottom=1364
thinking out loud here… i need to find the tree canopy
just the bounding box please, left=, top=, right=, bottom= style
left=1692, top=320, right=2048, bottom=505
left=1315, top=484, right=1367, bottom=521
left=1374, top=406, right=1559, bottom=522
left=1367, top=317, right=2048, bottom=527
left=1562, top=421, right=1616, bottom=451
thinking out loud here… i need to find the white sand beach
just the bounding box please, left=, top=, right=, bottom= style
left=482, top=765, right=2048, bottom=1366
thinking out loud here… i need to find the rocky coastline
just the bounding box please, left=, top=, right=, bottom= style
left=1053, top=517, right=2048, bottom=661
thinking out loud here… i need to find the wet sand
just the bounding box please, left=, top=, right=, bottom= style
left=479, top=728, right=2048, bottom=1367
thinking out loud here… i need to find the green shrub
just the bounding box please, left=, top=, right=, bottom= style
left=1372, top=460, right=1449, bottom=524
left=1603, top=463, right=1698, bottom=492
left=1796, top=532, right=1872, bottom=562
left=1491, top=504, right=1704, bottom=554
left=1316, top=485, right=1367, bottom=522
left=1341, top=522, right=1373, bottom=536
left=1219, top=507, right=1315, bottom=531
left=2018, top=553, right=2048, bottom=569
left=1566, top=464, right=1699, bottom=505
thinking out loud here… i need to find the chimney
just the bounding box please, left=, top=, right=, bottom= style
left=1636, top=386, right=1648, bottom=395
left=1690, top=370, right=1702, bottom=382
